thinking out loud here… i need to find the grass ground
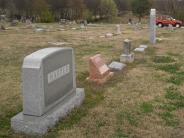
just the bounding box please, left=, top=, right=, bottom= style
left=0, top=23, right=184, bottom=138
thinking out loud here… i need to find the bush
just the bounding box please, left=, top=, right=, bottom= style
left=40, top=10, right=54, bottom=23
left=99, top=0, right=118, bottom=20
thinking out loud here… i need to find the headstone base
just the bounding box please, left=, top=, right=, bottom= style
left=11, top=88, right=85, bottom=136
left=87, top=72, right=114, bottom=84
left=120, top=53, right=134, bottom=63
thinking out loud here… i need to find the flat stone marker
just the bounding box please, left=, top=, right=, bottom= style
left=139, top=45, right=148, bottom=49
left=11, top=47, right=85, bottom=136
left=48, top=42, right=71, bottom=46
left=134, top=47, right=145, bottom=52
left=100, top=35, right=105, bottom=38
left=105, top=33, right=113, bottom=38
left=109, top=61, right=126, bottom=72
left=150, top=9, right=156, bottom=44
left=35, top=28, right=45, bottom=32
left=88, top=54, right=114, bottom=84
left=120, top=39, right=134, bottom=63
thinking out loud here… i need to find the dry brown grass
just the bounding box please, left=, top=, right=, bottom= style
left=0, top=23, right=184, bottom=138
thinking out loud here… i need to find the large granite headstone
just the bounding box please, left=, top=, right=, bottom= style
left=120, top=39, right=134, bottom=63
left=150, top=9, right=156, bottom=44
left=11, top=47, right=85, bottom=136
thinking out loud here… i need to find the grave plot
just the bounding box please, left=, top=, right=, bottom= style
left=11, top=48, right=85, bottom=136
left=0, top=22, right=184, bottom=138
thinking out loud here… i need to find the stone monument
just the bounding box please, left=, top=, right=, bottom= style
left=120, top=39, right=134, bottom=63
left=11, top=47, right=85, bottom=136
left=108, top=61, right=126, bottom=72
left=150, top=9, right=156, bottom=44
left=88, top=54, right=114, bottom=84
left=116, top=24, right=121, bottom=35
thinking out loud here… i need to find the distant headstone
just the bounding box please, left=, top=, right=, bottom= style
left=48, top=42, right=71, bottom=46
left=134, top=47, right=145, bottom=52
left=139, top=45, right=148, bottom=49
left=11, top=20, right=19, bottom=26
left=116, top=24, right=121, bottom=35
left=35, top=28, right=45, bottom=32
left=109, top=61, right=126, bottom=72
left=150, top=9, right=156, bottom=44
left=80, top=24, right=85, bottom=29
left=88, top=54, right=114, bottom=84
left=105, top=33, right=113, bottom=38
left=60, top=19, right=67, bottom=25
left=120, top=39, right=134, bottom=63
left=11, top=47, right=85, bottom=136
left=26, top=19, right=32, bottom=25
left=100, top=35, right=105, bottom=38
left=168, top=24, right=174, bottom=31
left=83, top=20, right=88, bottom=26
left=0, top=24, right=6, bottom=30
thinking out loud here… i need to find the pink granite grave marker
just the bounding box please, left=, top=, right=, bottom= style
left=88, top=54, right=114, bottom=84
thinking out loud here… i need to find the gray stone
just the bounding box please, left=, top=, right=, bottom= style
left=168, top=24, right=174, bottom=31
left=120, top=53, right=134, bottom=63
left=123, top=39, right=131, bottom=55
left=109, top=61, right=126, bottom=71
left=11, top=88, right=84, bottom=136
left=11, top=47, right=85, bottom=136
left=11, top=20, right=19, bottom=26
left=105, top=33, right=113, bottom=38
left=35, top=28, right=45, bottom=32
left=120, top=39, right=134, bottom=63
left=150, top=9, right=156, bottom=44
left=134, top=47, right=145, bottom=52
left=116, top=24, right=121, bottom=35
left=139, top=45, right=148, bottom=49
left=48, top=42, right=71, bottom=46
left=80, top=24, right=85, bottom=29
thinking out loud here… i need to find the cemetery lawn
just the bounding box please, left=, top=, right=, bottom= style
left=0, top=23, right=184, bottom=138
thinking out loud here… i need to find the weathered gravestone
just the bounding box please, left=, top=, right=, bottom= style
left=11, top=47, right=85, bottom=136
left=116, top=24, right=121, bottom=35
left=105, top=33, right=113, bottom=38
left=120, top=39, right=134, bottom=63
left=150, top=9, right=156, bottom=44
left=108, top=61, right=126, bottom=72
left=88, top=54, right=114, bottom=84
left=168, top=24, right=174, bottom=31
left=11, top=20, right=19, bottom=26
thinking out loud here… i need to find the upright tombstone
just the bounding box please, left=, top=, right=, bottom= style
left=11, top=20, right=19, bottom=26
left=168, top=24, right=174, bottom=31
left=11, top=47, right=85, bottom=136
left=116, top=24, right=121, bottom=35
left=120, top=39, right=134, bottom=63
left=88, top=54, right=114, bottom=84
left=150, top=9, right=156, bottom=44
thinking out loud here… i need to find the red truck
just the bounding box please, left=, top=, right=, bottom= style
left=156, top=15, right=183, bottom=28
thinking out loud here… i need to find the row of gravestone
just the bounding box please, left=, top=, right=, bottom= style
left=11, top=8, right=156, bottom=136
left=11, top=38, right=148, bottom=136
